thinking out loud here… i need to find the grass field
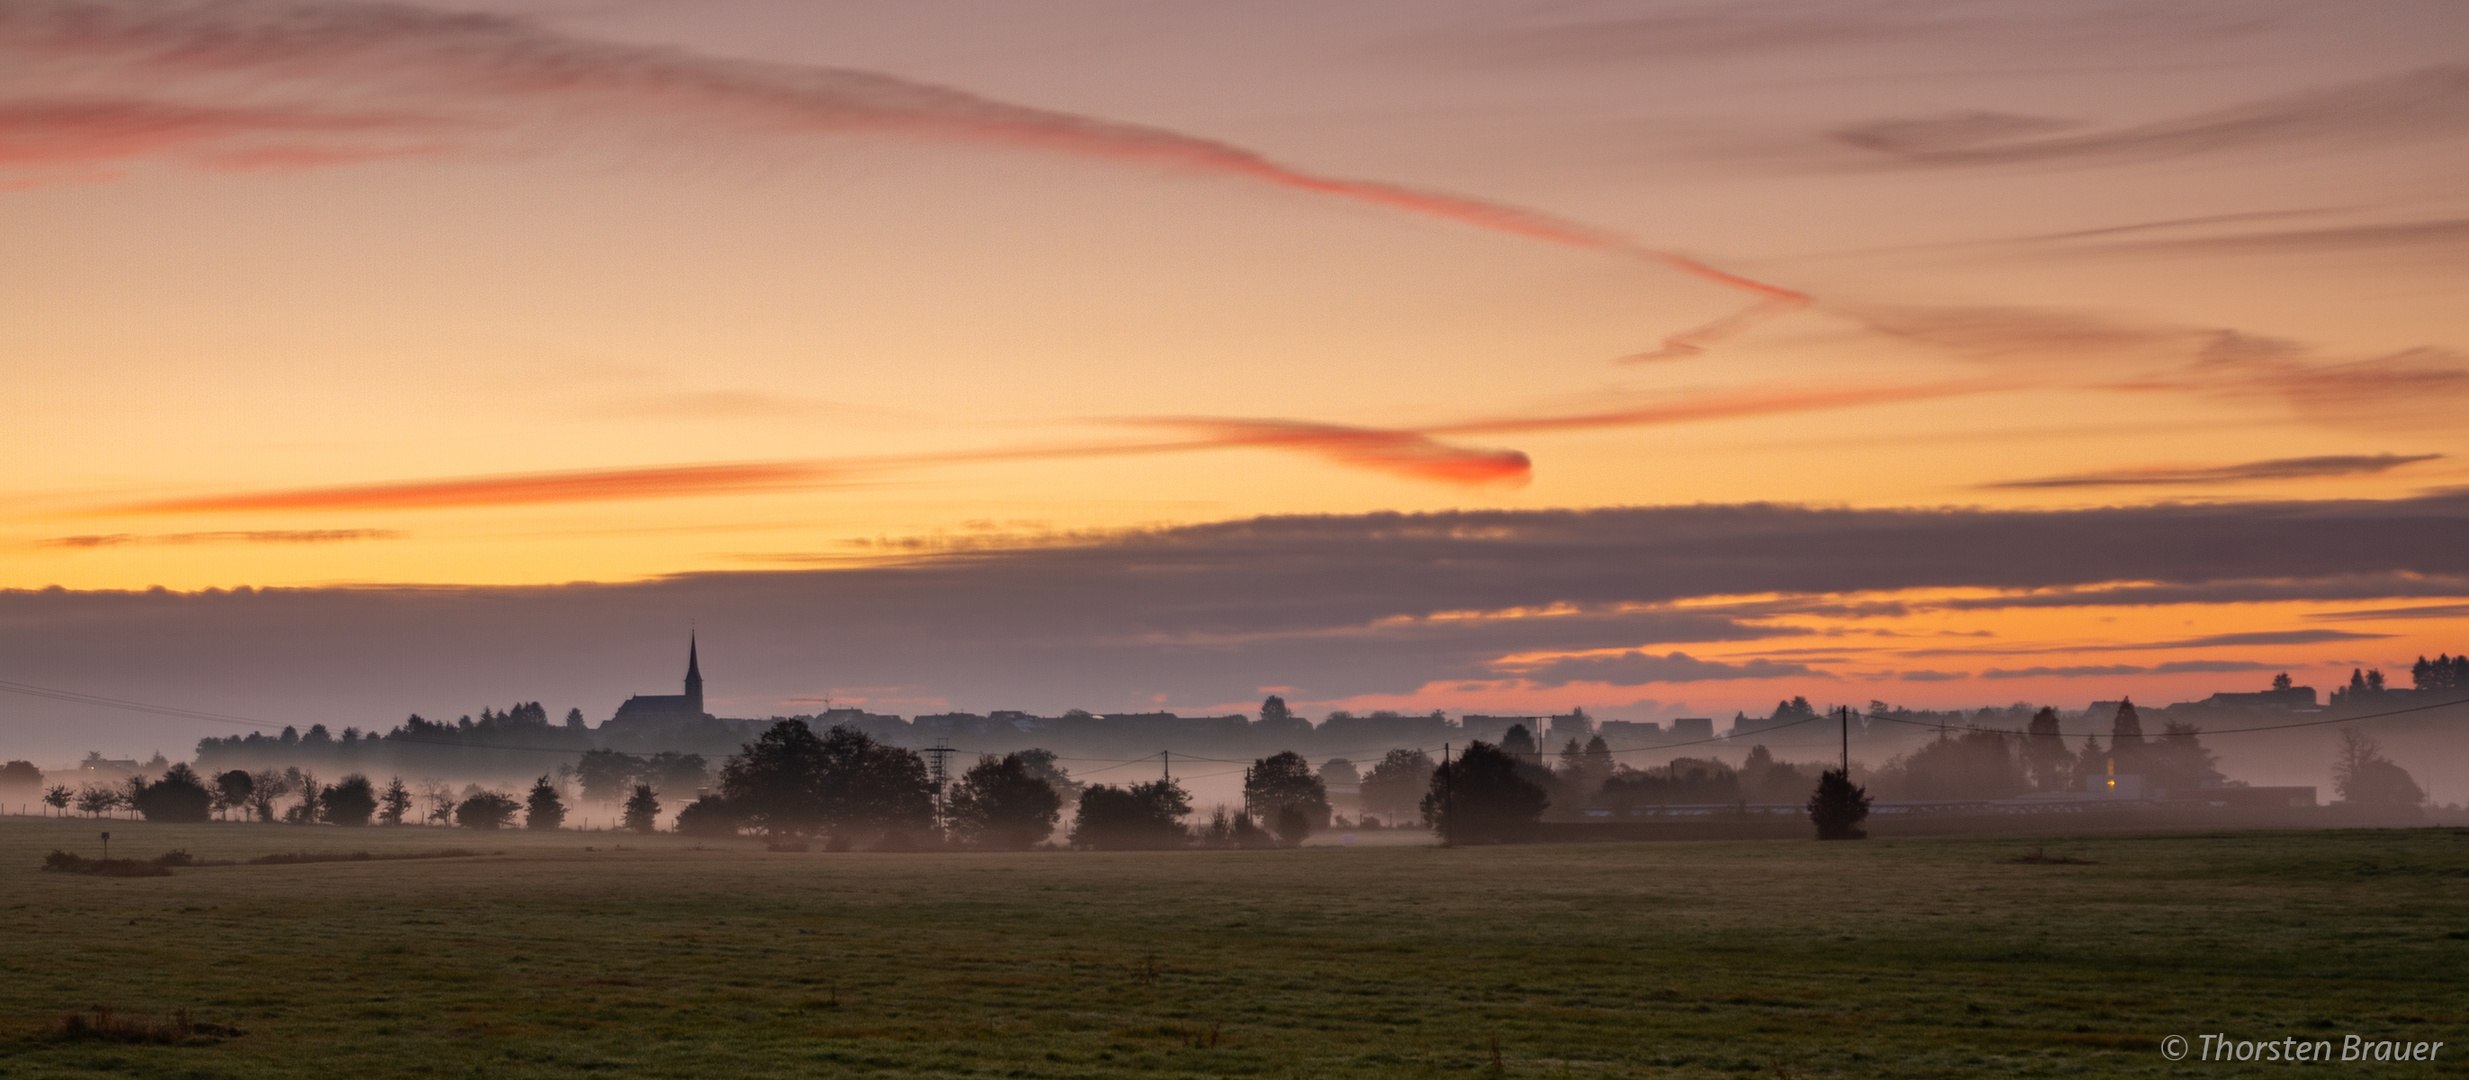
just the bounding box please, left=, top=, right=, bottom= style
left=2, top=817, right=2464, bottom=1078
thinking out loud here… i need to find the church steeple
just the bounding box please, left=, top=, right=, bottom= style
left=683, top=633, right=704, bottom=714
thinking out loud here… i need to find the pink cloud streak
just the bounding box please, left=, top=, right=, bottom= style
left=1, top=0, right=1805, bottom=359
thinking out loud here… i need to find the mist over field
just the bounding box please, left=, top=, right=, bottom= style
left=5, top=1, right=2467, bottom=1075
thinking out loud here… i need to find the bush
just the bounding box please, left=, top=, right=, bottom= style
left=130, top=764, right=214, bottom=823
left=321, top=775, right=378, bottom=827
left=41, top=850, right=174, bottom=877
left=2333, top=730, right=2425, bottom=808
left=454, top=792, right=521, bottom=830
left=1271, top=803, right=1312, bottom=848
left=673, top=794, right=741, bottom=838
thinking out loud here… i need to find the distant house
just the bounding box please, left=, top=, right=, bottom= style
left=1669, top=717, right=1715, bottom=741
left=2181, top=686, right=2319, bottom=711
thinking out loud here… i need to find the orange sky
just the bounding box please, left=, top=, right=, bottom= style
left=4, top=0, right=2468, bottom=736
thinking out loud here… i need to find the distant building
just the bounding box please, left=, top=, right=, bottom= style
left=1669, top=717, right=1714, bottom=741
left=606, top=635, right=711, bottom=731
left=2187, top=686, right=2318, bottom=710
left=1595, top=720, right=1664, bottom=746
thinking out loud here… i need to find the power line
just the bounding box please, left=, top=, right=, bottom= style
left=0, top=677, right=283, bottom=730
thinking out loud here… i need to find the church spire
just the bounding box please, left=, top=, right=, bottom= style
left=684, top=633, right=704, bottom=713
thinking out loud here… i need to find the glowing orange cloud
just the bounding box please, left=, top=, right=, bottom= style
left=126, top=462, right=837, bottom=514
left=104, top=382, right=1994, bottom=517
left=1130, top=419, right=1531, bottom=486
left=1, top=0, right=1806, bottom=361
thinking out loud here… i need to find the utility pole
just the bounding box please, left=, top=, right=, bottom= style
left=922, top=741, right=955, bottom=830
left=1440, top=743, right=1452, bottom=829
left=1162, top=750, right=1171, bottom=783
left=1836, top=701, right=1856, bottom=771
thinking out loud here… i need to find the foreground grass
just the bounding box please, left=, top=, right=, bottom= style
left=1, top=818, right=2463, bottom=1078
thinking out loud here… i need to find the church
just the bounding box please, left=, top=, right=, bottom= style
left=606, top=635, right=713, bottom=730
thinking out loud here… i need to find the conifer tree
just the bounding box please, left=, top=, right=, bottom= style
left=623, top=783, right=662, bottom=834
left=1807, top=768, right=1871, bottom=840
left=525, top=775, right=567, bottom=830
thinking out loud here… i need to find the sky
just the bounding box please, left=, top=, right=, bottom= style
left=4, top=0, right=2468, bottom=760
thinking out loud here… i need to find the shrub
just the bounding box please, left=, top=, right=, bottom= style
left=1271, top=803, right=1313, bottom=848
left=321, top=774, right=379, bottom=827
left=673, top=794, right=741, bottom=838
left=454, top=791, right=522, bottom=830
left=130, top=764, right=214, bottom=823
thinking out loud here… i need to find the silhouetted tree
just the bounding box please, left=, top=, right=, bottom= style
left=379, top=777, right=413, bottom=826
left=623, top=784, right=661, bottom=834
left=1884, top=728, right=2026, bottom=800
left=1360, top=748, right=1436, bottom=823
left=2412, top=655, right=2449, bottom=690
left=674, top=794, right=740, bottom=836
left=2106, top=698, right=2145, bottom=773
left=212, top=770, right=254, bottom=820
left=2022, top=707, right=2073, bottom=792
left=455, top=791, right=521, bottom=830
left=1572, top=735, right=1616, bottom=796
left=1807, top=768, right=1871, bottom=840
left=282, top=767, right=322, bottom=824
left=564, top=707, right=587, bottom=731
left=717, top=721, right=933, bottom=841
left=0, top=760, right=41, bottom=798
left=74, top=783, right=121, bottom=818
left=247, top=769, right=288, bottom=822
left=2146, top=722, right=2223, bottom=793
left=575, top=749, right=645, bottom=804
left=1069, top=779, right=1192, bottom=850
left=1318, top=757, right=1360, bottom=792
left=2333, top=730, right=2425, bottom=808
left=42, top=784, right=71, bottom=816
left=1244, top=750, right=1331, bottom=829
left=1272, top=802, right=1312, bottom=848
left=1012, top=748, right=1085, bottom=803
left=1420, top=742, right=1548, bottom=845
left=322, top=774, right=378, bottom=827
left=1256, top=695, right=1309, bottom=736
left=1500, top=724, right=1539, bottom=765
left=131, top=764, right=214, bottom=823
left=419, top=780, right=456, bottom=825
left=525, top=775, right=567, bottom=830
left=2073, top=734, right=2105, bottom=789
left=1735, top=744, right=1814, bottom=803
left=946, top=753, right=1065, bottom=850
left=2272, top=671, right=2294, bottom=691
left=718, top=720, right=831, bottom=838
left=641, top=751, right=709, bottom=796
left=1198, top=805, right=1276, bottom=849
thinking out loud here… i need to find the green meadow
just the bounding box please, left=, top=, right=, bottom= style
left=1, top=818, right=2463, bottom=1079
